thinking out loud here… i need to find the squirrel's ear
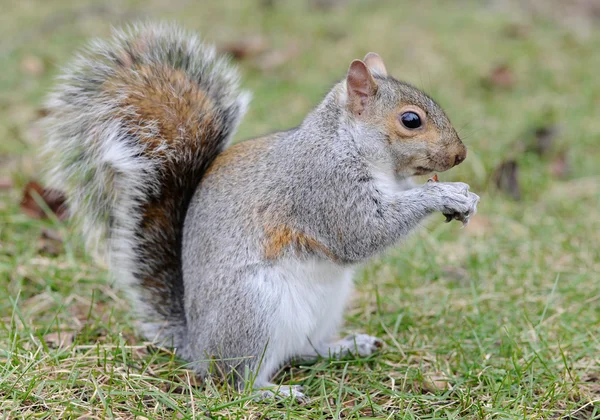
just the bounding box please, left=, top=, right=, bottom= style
left=346, top=59, right=377, bottom=115
left=363, top=52, right=387, bottom=77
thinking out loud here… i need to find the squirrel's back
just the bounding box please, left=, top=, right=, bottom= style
left=44, top=23, right=250, bottom=347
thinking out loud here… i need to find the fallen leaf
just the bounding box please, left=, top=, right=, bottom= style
left=549, top=151, right=570, bottom=179
left=20, top=180, right=68, bottom=220
left=485, top=64, right=515, bottom=89
left=493, top=159, right=521, bottom=200
left=43, top=331, right=75, bottom=348
left=531, top=125, right=559, bottom=156
left=220, top=36, right=269, bottom=60
left=20, top=55, right=45, bottom=76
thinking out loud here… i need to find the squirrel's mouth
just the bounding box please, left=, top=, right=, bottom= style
left=414, top=166, right=434, bottom=175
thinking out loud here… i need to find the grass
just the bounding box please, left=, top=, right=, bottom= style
left=1, top=0, right=599, bottom=418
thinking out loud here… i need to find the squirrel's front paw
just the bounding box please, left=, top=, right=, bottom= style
left=426, top=182, right=480, bottom=226
left=442, top=189, right=479, bottom=226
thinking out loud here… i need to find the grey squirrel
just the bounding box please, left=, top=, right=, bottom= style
left=43, top=23, right=479, bottom=401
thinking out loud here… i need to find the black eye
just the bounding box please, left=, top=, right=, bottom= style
left=400, top=112, right=422, bottom=129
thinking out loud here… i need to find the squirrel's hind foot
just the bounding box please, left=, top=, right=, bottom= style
left=254, top=384, right=308, bottom=403
left=329, top=334, right=384, bottom=359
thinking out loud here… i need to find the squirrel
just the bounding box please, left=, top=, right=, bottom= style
left=43, top=23, right=479, bottom=401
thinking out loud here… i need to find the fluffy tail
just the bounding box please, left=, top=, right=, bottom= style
left=43, top=23, right=250, bottom=348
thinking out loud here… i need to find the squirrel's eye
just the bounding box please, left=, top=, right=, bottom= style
left=400, top=112, right=422, bottom=129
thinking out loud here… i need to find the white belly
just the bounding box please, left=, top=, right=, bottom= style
left=253, top=259, right=355, bottom=379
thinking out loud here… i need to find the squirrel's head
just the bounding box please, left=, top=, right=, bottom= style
left=343, top=53, right=466, bottom=177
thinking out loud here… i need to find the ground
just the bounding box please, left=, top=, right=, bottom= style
left=1, top=0, right=599, bottom=418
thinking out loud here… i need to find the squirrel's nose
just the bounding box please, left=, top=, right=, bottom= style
left=452, top=146, right=467, bottom=167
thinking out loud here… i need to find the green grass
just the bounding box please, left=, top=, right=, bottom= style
left=1, top=0, right=599, bottom=418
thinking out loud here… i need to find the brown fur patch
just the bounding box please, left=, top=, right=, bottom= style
left=264, top=225, right=337, bottom=261
left=142, top=204, right=172, bottom=231
left=264, top=225, right=294, bottom=259
left=104, top=63, right=218, bottom=153
left=204, top=135, right=276, bottom=177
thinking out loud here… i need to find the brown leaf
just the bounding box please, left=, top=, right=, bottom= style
left=220, top=36, right=269, bottom=60
left=549, top=151, right=570, bottom=179
left=43, top=331, right=75, bottom=348
left=20, top=55, right=45, bottom=76
left=493, top=159, right=521, bottom=200
left=486, top=64, right=515, bottom=89
left=20, top=181, right=68, bottom=220
left=531, top=125, right=559, bottom=157
left=38, top=228, right=64, bottom=256
left=427, top=173, right=439, bottom=183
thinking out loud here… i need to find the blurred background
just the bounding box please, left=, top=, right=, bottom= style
left=0, top=0, right=599, bottom=418
left=1, top=0, right=599, bottom=192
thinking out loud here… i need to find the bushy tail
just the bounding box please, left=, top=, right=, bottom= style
left=43, top=23, right=250, bottom=348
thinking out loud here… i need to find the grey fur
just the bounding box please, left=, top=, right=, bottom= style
left=44, top=23, right=479, bottom=399
left=181, top=80, right=478, bottom=390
